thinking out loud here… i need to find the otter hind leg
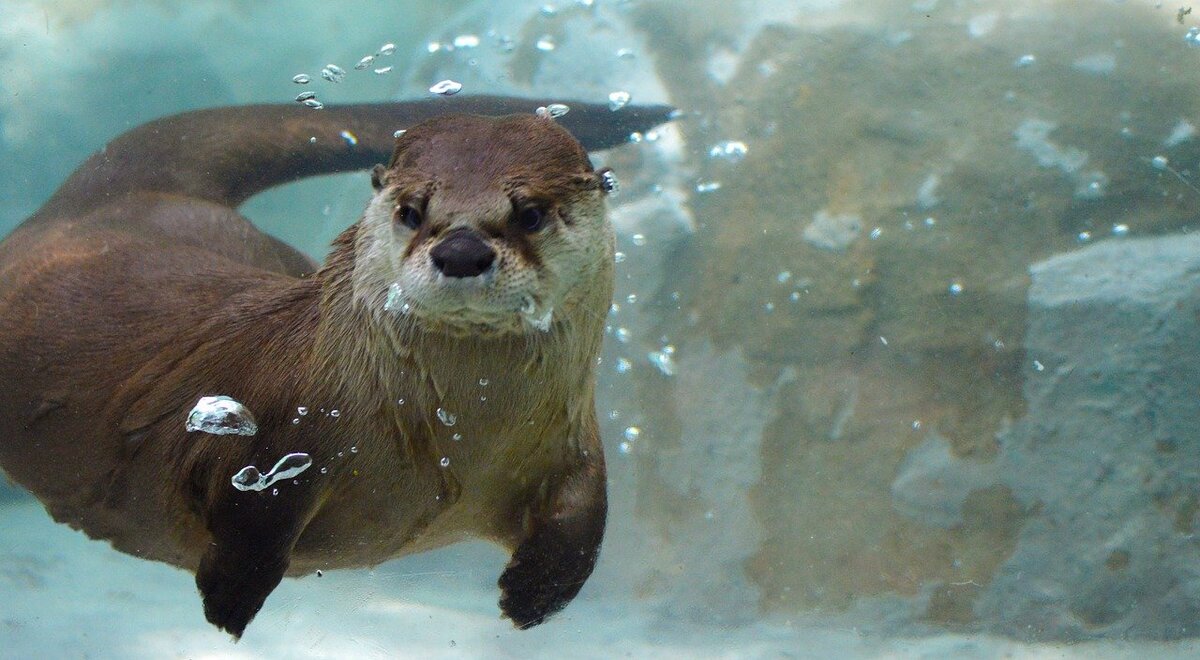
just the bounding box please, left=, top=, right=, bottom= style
left=498, top=455, right=607, bottom=629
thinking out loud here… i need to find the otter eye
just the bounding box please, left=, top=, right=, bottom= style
left=395, top=205, right=422, bottom=230
left=514, top=206, right=546, bottom=233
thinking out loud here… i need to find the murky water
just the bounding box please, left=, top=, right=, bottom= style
left=3, top=0, right=1200, bottom=657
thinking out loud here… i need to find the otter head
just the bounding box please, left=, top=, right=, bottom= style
left=353, top=113, right=615, bottom=336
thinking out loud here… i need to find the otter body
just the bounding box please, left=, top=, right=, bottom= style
left=0, top=97, right=671, bottom=637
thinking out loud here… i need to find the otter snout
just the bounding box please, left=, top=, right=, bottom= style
left=430, top=229, right=496, bottom=278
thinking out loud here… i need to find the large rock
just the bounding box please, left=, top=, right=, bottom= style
left=974, top=234, right=1200, bottom=640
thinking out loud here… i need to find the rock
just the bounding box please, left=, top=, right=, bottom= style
left=974, top=234, right=1200, bottom=640
left=891, top=433, right=999, bottom=530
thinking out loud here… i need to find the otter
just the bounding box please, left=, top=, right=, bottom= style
left=0, top=96, right=672, bottom=638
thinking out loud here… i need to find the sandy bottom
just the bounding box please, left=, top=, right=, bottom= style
left=1, top=499, right=1196, bottom=659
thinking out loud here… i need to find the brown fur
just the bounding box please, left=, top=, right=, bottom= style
left=0, top=97, right=672, bottom=638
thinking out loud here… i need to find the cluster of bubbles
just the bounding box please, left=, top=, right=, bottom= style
left=291, top=42, right=397, bottom=109
left=186, top=395, right=351, bottom=493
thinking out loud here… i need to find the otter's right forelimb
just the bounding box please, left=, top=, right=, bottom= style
left=497, top=424, right=608, bottom=628
left=195, top=471, right=319, bottom=639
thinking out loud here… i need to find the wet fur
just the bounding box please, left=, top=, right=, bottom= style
left=0, top=97, right=671, bottom=638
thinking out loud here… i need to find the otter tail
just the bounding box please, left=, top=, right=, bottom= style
left=34, top=96, right=674, bottom=220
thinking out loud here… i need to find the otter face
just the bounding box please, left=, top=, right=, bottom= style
left=353, top=114, right=614, bottom=336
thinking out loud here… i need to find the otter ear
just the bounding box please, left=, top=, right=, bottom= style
left=371, top=164, right=387, bottom=191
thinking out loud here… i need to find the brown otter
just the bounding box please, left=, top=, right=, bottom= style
left=0, top=96, right=672, bottom=637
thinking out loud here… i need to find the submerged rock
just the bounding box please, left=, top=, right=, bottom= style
left=975, top=234, right=1200, bottom=640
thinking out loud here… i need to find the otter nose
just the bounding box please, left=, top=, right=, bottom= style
left=430, top=230, right=496, bottom=278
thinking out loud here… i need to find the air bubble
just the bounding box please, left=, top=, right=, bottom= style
left=479, top=378, right=489, bottom=386
left=1015, top=54, right=1036, bottom=68
left=520, top=295, right=553, bottom=331
left=393, top=129, right=407, bottom=138
left=535, top=36, right=557, bottom=51
left=379, top=43, right=396, bottom=56
left=614, top=251, right=626, bottom=263
left=453, top=34, right=480, bottom=48
left=600, top=170, right=620, bottom=194
left=1152, top=155, right=1169, bottom=170
left=695, top=181, right=722, bottom=193
left=452, top=433, right=463, bottom=441
left=295, top=91, right=316, bottom=102
left=186, top=396, right=258, bottom=436
left=440, top=456, right=451, bottom=468
left=948, top=281, right=965, bottom=295
left=292, top=74, right=311, bottom=84
left=648, top=347, right=676, bottom=376
left=354, top=55, right=375, bottom=70
left=330, top=409, right=340, bottom=418
left=231, top=453, right=313, bottom=492
left=374, top=66, right=393, bottom=75
left=302, top=99, right=325, bottom=110
left=340, top=130, right=358, bottom=147
left=608, top=91, right=631, bottom=111
left=298, top=406, right=308, bottom=416
left=708, top=141, right=749, bottom=163
left=623, top=427, right=641, bottom=441
left=616, top=357, right=632, bottom=374
left=1112, top=223, right=1130, bottom=236
left=437, top=407, right=457, bottom=426
left=321, top=64, right=346, bottom=83
left=429, top=79, right=463, bottom=96
left=385, top=283, right=408, bottom=313
left=535, top=103, right=570, bottom=119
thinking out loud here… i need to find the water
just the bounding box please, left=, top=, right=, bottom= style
left=3, top=0, right=1200, bottom=657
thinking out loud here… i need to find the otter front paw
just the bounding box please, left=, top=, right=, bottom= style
left=498, top=524, right=599, bottom=629
left=196, top=550, right=287, bottom=639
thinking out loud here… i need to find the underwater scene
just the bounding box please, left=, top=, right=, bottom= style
left=3, top=0, right=1200, bottom=657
